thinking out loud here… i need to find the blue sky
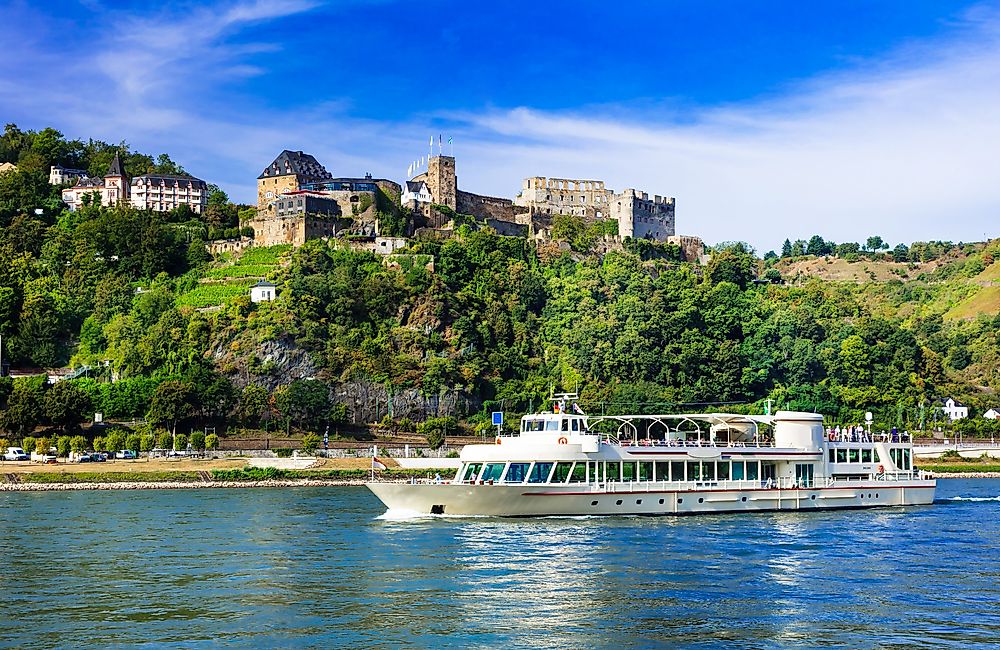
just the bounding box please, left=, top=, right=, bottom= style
left=2, top=0, right=998, bottom=250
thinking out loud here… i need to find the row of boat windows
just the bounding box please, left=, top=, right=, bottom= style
left=460, top=460, right=777, bottom=484
left=522, top=418, right=584, bottom=432
left=828, top=448, right=911, bottom=469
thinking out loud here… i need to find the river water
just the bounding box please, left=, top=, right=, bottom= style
left=1, top=479, right=998, bottom=649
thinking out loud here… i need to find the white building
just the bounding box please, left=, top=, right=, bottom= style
left=943, top=398, right=969, bottom=421
left=50, top=165, right=88, bottom=185
left=131, top=174, right=208, bottom=214
left=250, top=281, right=276, bottom=303
left=984, top=408, right=999, bottom=420
left=401, top=180, right=432, bottom=205
left=61, top=153, right=127, bottom=211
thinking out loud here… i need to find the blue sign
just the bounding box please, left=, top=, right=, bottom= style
left=492, top=411, right=503, bottom=426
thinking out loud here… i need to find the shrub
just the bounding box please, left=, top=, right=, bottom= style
left=398, top=417, right=414, bottom=432
left=92, top=436, right=106, bottom=452
left=69, top=435, right=88, bottom=454
left=205, top=433, right=219, bottom=451
left=22, top=437, right=37, bottom=455
left=173, top=433, right=188, bottom=451
left=274, top=448, right=293, bottom=458
left=105, top=431, right=126, bottom=453
left=157, top=431, right=173, bottom=449
left=56, top=436, right=71, bottom=457
left=139, top=433, right=155, bottom=452
left=190, top=431, right=206, bottom=451
left=36, top=437, right=52, bottom=454
left=417, top=416, right=456, bottom=450
left=0, top=437, right=9, bottom=453
left=302, top=433, right=320, bottom=454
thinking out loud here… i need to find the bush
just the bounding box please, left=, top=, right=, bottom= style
left=274, top=448, right=293, bottom=458
left=205, top=433, right=219, bottom=451
left=92, top=436, right=106, bottom=452
left=22, top=437, right=37, bottom=455
left=157, top=431, right=173, bottom=449
left=417, top=416, right=456, bottom=450
left=302, top=433, right=320, bottom=454
left=0, top=437, right=9, bottom=453
left=190, top=431, right=206, bottom=451
left=139, top=433, right=155, bottom=452
left=36, top=437, right=52, bottom=454
left=69, top=435, right=88, bottom=454
left=56, top=436, right=71, bottom=457
left=173, top=433, right=188, bottom=451
left=105, top=431, right=126, bottom=453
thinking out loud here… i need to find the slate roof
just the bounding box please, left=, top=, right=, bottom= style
left=106, top=152, right=126, bottom=177
left=406, top=180, right=429, bottom=192
left=258, top=150, right=332, bottom=181
left=132, top=174, right=207, bottom=189
left=75, top=176, right=105, bottom=188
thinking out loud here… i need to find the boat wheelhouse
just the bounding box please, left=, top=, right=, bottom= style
left=366, top=398, right=935, bottom=517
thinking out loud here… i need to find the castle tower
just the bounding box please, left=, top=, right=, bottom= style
left=256, top=150, right=332, bottom=211
left=103, top=151, right=127, bottom=205
left=426, top=155, right=457, bottom=210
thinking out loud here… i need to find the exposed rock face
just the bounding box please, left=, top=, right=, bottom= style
left=336, top=381, right=480, bottom=424
left=212, top=337, right=320, bottom=392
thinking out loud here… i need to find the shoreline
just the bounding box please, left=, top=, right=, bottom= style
left=2, top=473, right=998, bottom=492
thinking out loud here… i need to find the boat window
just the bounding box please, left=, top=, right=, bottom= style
left=836, top=449, right=848, bottom=463
left=717, top=461, right=730, bottom=480
left=503, top=463, right=530, bottom=483
left=654, top=461, right=669, bottom=481
left=861, top=449, right=873, bottom=463
left=670, top=461, right=685, bottom=482
left=605, top=462, right=621, bottom=482
left=552, top=462, right=574, bottom=483
left=687, top=461, right=702, bottom=481
left=848, top=449, right=859, bottom=463
left=731, top=461, right=745, bottom=480
left=639, top=462, right=653, bottom=481
left=462, top=463, right=483, bottom=482
left=527, top=462, right=553, bottom=484
left=829, top=449, right=836, bottom=463
left=526, top=420, right=544, bottom=432
left=571, top=419, right=580, bottom=432
left=545, top=420, right=560, bottom=431
left=903, top=450, right=911, bottom=470
left=562, top=419, right=569, bottom=431
left=746, top=461, right=760, bottom=481
left=703, top=462, right=716, bottom=481
left=622, top=462, right=636, bottom=482
left=481, top=463, right=505, bottom=482
left=568, top=462, right=587, bottom=483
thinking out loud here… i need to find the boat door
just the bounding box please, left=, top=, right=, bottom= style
left=762, top=462, right=777, bottom=484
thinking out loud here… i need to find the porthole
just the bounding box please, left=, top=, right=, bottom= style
left=678, top=498, right=683, bottom=504
left=616, top=499, right=623, bottom=505
left=741, top=496, right=747, bottom=502
left=698, top=497, right=704, bottom=504
left=591, top=500, right=598, bottom=506
left=636, top=499, right=642, bottom=505
left=658, top=498, right=665, bottom=505
left=875, top=493, right=879, bottom=498
left=810, top=495, right=816, bottom=500
left=868, top=493, right=872, bottom=498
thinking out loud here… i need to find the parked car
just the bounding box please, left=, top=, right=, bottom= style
left=77, top=453, right=92, bottom=463
left=90, top=452, right=107, bottom=462
left=3, top=447, right=30, bottom=461
left=115, top=450, right=137, bottom=460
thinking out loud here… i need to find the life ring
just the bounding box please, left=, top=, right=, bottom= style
left=876, top=464, right=884, bottom=474
left=495, top=437, right=502, bottom=445
left=557, top=436, right=568, bottom=445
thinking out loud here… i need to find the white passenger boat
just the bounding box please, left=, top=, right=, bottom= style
left=366, top=396, right=936, bottom=517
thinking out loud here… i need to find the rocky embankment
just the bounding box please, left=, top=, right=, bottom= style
left=0, top=478, right=417, bottom=491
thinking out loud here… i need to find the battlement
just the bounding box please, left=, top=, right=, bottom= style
left=523, top=177, right=607, bottom=192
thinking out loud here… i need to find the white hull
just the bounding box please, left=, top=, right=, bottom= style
left=367, top=480, right=937, bottom=517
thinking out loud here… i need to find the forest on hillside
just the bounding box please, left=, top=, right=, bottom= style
left=2, top=124, right=1000, bottom=450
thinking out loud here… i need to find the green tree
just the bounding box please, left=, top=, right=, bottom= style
left=301, top=433, right=321, bottom=453
left=190, top=430, right=206, bottom=451
left=205, top=433, right=219, bottom=451
left=173, top=433, right=189, bottom=452
left=42, top=381, right=92, bottom=433
left=147, top=380, right=193, bottom=435
left=156, top=430, right=173, bottom=450
left=55, top=435, right=71, bottom=457
left=69, top=435, right=88, bottom=454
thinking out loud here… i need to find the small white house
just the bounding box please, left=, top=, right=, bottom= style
left=943, top=398, right=969, bottom=421
left=250, top=280, right=276, bottom=303
left=984, top=408, right=1000, bottom=420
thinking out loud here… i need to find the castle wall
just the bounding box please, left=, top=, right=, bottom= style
left=257, top=175, right=300, bottom=211
left=514, top=176, right=612, bottom=219
left=612, top=189, right=675, bottom=241
left=456, top=190, right=528, bottom=223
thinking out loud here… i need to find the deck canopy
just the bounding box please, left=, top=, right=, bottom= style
left=584, top=413, right=774, bottom=444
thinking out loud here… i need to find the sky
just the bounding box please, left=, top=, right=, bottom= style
left=1, top=0, right=998, bottom=251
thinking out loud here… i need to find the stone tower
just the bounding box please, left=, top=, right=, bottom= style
left=104, top=151, right=127, bottom=205
left=256, top=150, right=332, bottom=211
left=426, top=155, right=457, bottom=210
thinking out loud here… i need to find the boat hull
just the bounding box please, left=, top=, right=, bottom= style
left=366, top=480, right=937, bottom=517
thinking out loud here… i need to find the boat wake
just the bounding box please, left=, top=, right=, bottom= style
left=939, top=495, right=1000, bottom=503
left=375, top=509, right=490, bottom=521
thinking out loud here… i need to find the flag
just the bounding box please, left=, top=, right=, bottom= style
left=429, top=135, right=433, bottom=148
left=372, top=457, right=387, bottom=471
left=448, top=136, right=453, bottom=145
left=572, top=402, right=585, bottom=415
left=407, top=163, right=412, bottom=177
left=553, top=403, right=560, bottom=414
